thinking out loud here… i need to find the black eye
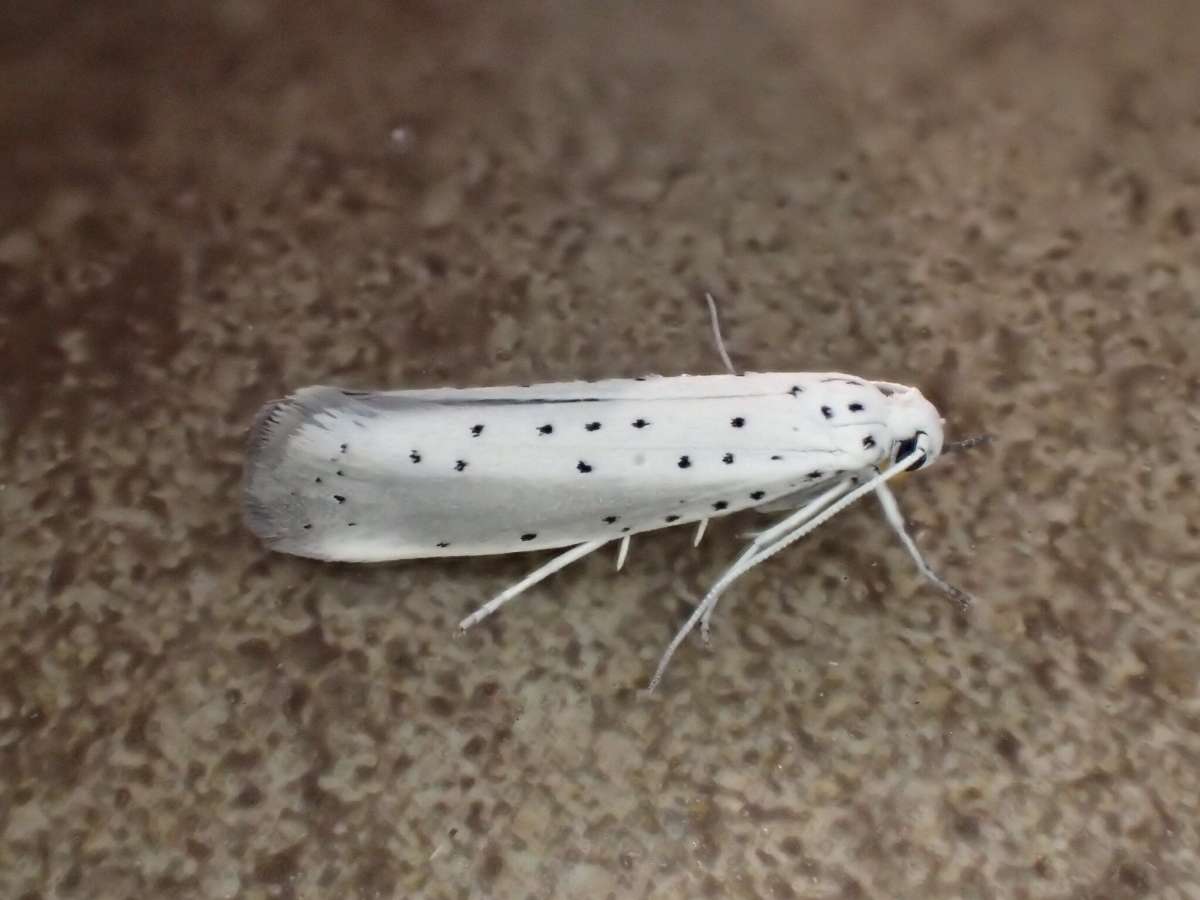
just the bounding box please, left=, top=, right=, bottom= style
left=894, top=435, right=926, bottom=470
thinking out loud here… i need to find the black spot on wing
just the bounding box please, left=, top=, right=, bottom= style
left=731, top=417, right=745, bottom=428
left=678, top=456, right=692, bottom=469
left=577, top=461, right=593, bottom=473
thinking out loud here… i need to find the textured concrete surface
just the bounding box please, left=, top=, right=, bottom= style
left=3, top=1, right=1199, bottom=898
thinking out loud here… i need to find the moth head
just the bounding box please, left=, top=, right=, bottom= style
left=882, top=386, right=944, bottom=472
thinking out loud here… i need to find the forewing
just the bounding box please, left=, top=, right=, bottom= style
left=244, top=379, right=873, bottom=561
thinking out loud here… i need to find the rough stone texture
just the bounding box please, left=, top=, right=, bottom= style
left=2, top=1, right=1199, bottom=898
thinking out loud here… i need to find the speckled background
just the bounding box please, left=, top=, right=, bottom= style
left=2, top=1, right=1199, bottom=898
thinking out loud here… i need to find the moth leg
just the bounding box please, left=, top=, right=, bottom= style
left=652, top=458, right=950, bottom=691
left=694, top=477, right=872, bottom=641
left=698, top=481, right=854, bottom=639
left=873, top=482, right=973, bottom=612
left=705, top=292, right=739, bottom=375
left=458, top=539, right=609, bottom=631
left=616, top=534, right=631, bottom=572
left=649, top=575, right=742, bottom=692
left=741, top=482, right=854, bottom=557
left=648, top=484, right=854, bottom=691
left=693, top=518, right=709, bottom=547
left=649, top=461, right=925, bottom=691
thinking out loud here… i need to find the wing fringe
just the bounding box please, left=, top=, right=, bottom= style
left=242, top=385, right=347, bottom=544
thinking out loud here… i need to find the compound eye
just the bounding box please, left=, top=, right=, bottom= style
left=894, top=434, right=926, bottom=470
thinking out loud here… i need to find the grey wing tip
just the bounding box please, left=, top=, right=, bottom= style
left=241, top=385, right=349, bottom=546
left=242, top=392, right=304, bottom=545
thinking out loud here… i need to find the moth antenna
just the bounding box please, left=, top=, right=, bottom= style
left=944, top=433, right=994, bottom=454
left=705, top=292, right=739, bottom=375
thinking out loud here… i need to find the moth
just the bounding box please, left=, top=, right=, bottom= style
left=244, top=299, right=980, bottom=690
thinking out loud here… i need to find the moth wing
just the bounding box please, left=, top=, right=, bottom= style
left=244, top=378, right=877, bottom=562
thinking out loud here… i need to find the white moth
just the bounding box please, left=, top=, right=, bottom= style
left=244, top=299, right=976, bottom=690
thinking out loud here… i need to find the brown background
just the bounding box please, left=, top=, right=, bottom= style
left=2, top=1, right=1199, bottom=898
